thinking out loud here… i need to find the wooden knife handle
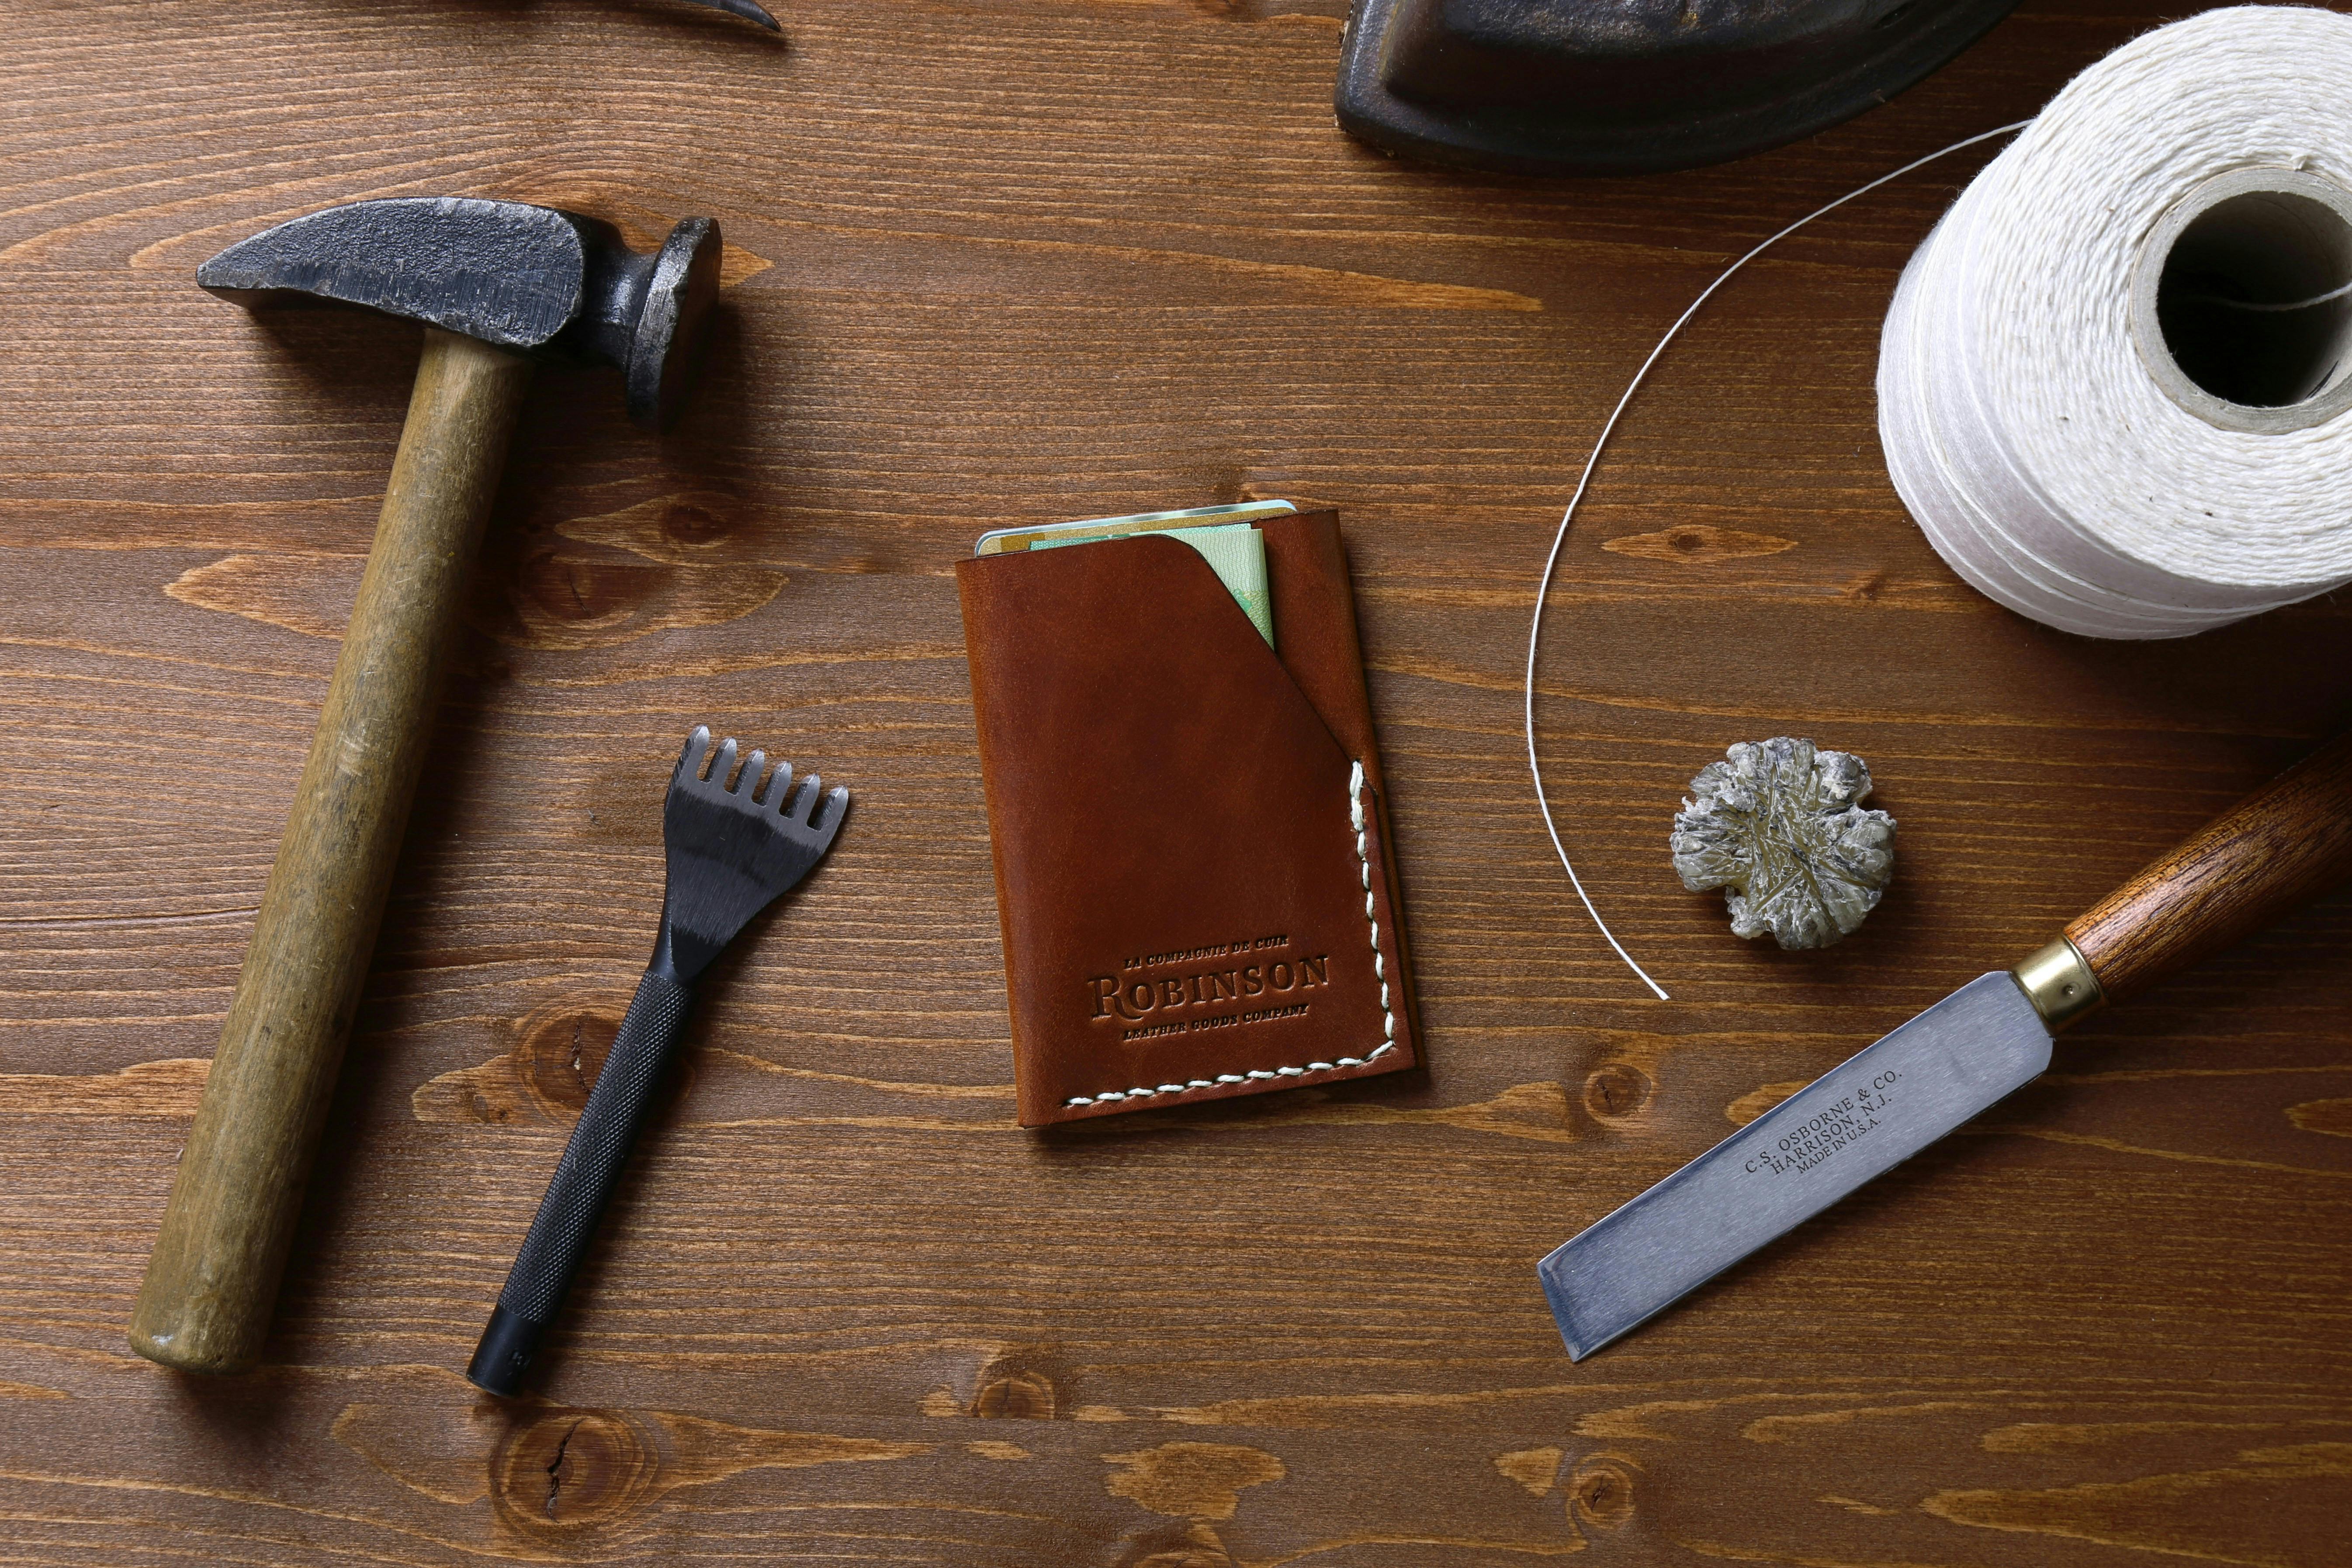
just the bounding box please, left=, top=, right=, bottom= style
left=2065, top=729, right=2352, bottom=1006
left=129, top=330, right=532, bottom=1374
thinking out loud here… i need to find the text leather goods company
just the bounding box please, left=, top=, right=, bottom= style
left=1089, top=933, right=1332, bottom=1043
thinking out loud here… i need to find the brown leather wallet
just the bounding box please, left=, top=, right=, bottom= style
left=957, top=509, right=1420, bottom=1126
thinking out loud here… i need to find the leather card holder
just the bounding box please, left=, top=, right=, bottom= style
left=957, top=509, right=1420, bottom=1126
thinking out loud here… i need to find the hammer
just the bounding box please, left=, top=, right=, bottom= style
left=130, top=197, right=724, bottom=1374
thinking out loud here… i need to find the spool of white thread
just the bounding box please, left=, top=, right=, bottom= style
left=1877, top=5, right=2352, bottom=639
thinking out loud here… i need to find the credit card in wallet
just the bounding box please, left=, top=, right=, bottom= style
left=972, top=501, right=1294, bottom=647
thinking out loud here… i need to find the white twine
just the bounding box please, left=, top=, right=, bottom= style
left=1878, top=6, right=2352, bottom=638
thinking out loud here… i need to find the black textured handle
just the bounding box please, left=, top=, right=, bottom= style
left=466, top=969, right=692, bottom=1395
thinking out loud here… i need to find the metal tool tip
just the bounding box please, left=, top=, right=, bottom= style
left=698, top=0, right=783, bottom=29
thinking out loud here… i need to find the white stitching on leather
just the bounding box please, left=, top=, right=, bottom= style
left=1348, top=760, right=1399, bottom=1043
left=1064, top=761, right=1399, bottom=1110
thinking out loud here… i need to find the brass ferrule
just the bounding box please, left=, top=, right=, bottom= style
left=2010, top=936, right=2104, bottom=1031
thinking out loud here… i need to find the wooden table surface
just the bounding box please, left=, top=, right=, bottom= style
left=5, top=1, right=2350, bottom=1562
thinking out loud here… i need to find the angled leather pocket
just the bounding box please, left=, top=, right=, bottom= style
left=959, top=532, right=1417, bottom=1125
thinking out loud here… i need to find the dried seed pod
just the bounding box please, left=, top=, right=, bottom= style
left=1671, top=737, right=1897, bottom=950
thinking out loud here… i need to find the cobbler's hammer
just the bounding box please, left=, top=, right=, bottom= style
left=130, top=198, right=724, bottom=1374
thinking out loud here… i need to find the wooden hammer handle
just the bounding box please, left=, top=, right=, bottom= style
left=130, top=330, right=532, bottom=1374
left=2066, top=729, right=2352, bottom=1006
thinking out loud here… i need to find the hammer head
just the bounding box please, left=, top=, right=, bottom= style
left=197, top=197, right=724, bottom=430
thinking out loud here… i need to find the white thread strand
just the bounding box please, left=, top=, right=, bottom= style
left=1062, top=762, right=1401, bottom=1108
left=2193, top=277, right=2352, bottom=313
left=1525, top=119, right=2032, bottom=1002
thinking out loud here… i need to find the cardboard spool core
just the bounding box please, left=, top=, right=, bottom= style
left=2134, top=167, right=2352, bottom=433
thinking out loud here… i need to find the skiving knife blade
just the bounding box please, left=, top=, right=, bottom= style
left=1541, top=728, right=2352, bottom=1361
left=1541, top=972, right=2045, bottom=1359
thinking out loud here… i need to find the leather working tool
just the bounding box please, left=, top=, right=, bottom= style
left=130, top=197, right=725, bottom=1375
left=1542, top=728, right=2352, bottom=1359
left=682, top=0, right=781, bottom=28
left=1336, top=0, right=2017, bottom=176
left=468, top=727, right=848, bottom=1396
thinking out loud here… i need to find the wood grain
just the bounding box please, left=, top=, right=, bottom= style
left=2068, top=730, right=2352, bottom=1004
left=131, top=329, right=533, bottom=1373
left=2, top=0, right=2350, bottom=1563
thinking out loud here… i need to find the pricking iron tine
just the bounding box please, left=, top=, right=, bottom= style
left=794, top=774, right=822, bottom=820
left=738, top=750, right=767, bottom=800
left=678, top=725, right=712, bottom=782
left=818, top=785, right=850, bottom=834
left=766, top=760, right=793, bottom=811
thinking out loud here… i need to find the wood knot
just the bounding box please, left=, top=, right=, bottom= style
left=410, top=993, right=657, bottom=1128
left=972, top=1371, right=1057, bottom=1420
left=662, top=498, right=729, bottom=547
left=1583, top=1063, right=1652, bottom=1120
left=1599, top=524, right=1797, bottom=564
left=516, top=552, right=662, bottom=626
left=1566, top=1456, right=1638, bottom=1531
left=474, top=540, right=783, bottom=651
left=1112, top=1520, right=1234, bottom=1568
left=933, top=1344, right=1072, bottom=1420
left=490, top=1409, right=657, bottom=1538
left=520, top=1005, right=623, bottom=1118
left=552, top=489, right=737, bottom=563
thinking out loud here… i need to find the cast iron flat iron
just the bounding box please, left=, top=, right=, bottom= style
left=1337, top=0, right=2017, bottom=176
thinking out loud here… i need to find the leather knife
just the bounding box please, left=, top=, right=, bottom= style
left=1542, top=729, right=2352, bottom=1359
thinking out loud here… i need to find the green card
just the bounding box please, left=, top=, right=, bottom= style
left=974, top=501, right=1291, bottom=647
